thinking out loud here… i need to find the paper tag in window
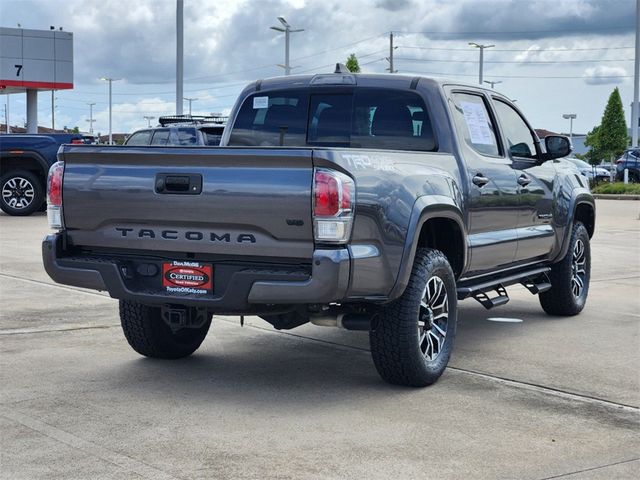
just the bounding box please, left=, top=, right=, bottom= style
left=460, top=101, right=494, bottom=145
left=253, top=96, right=269, bottom=109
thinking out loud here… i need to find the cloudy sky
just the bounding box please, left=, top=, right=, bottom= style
left=1, top=0, right=637, bottom=136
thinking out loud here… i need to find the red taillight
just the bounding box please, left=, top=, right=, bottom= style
left=71, top=138, right=84, bottom=144
left=314, top=170, right=340, bottom=216
left=312, top=168, right=355, bottom=244
left=47, top=161, right=64, bottom=207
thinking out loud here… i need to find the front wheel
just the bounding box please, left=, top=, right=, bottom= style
left=369, top=248, right=457, bottom=387
left=539, top=222, right=591, bottom=316
left=119, top=301, right=211, bottom=359
left=0, top=170, right=44, bottom=216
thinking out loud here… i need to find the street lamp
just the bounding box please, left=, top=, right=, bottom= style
left=143, top=115, right=155, bottom=128
left=469, top=42, right=495, bottom=85
left=562, top=113, right=577, bottom=141
left=100, top=77, right=122, bottom=145
left=86, top=102, right=96, bottom=134
left=270, top=17, right=304, bottom=75
left=484, top=80, right=502, bottom=89
left=183, top=97, right=197, bottom=116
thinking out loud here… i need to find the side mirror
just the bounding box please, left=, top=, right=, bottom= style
left=544, top=135, right=572, bottom=160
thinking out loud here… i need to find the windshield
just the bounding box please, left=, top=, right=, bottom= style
left=568, top=158, right=590, bottom=169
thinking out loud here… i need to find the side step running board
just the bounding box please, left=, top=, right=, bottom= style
left=457, top=266, right=551, bottom=310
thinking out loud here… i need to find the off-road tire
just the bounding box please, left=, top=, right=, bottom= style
left=539, top=222, right=591, bottom=316
left=119, top=301, right=211, bottom=359
left=0, top=170, right=44, bottom=216
left=370, top=248, right=457, bottom=387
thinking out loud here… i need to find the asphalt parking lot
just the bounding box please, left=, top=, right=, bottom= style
left=1, top=199, right=638, bottom=480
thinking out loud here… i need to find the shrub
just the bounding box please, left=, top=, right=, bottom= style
left=592, top=182, right=640, bottom=195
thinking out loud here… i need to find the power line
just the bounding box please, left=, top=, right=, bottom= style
left=395, top=69, right=633, bottom=79
left=398, top=45, right=635, bottom=52
left=396, top=25, right=635, bottom=35
left=395, top=57, right=635, bottom=64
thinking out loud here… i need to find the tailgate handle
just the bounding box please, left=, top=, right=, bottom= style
left=155, top=174, right=202, bottom=194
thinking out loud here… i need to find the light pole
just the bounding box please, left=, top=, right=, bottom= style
left=562, top=113, right=577, bottom=141
left=176, top=0, right=184, bottom=115
left=51, top=90, right=55, bottom=130
left=469, top=43, right=495, bottom=85
left=183, top=97, right=197, bottom=116
left=86, top=102, right=96, bottom=134
left=484, top=80, right=502, bottom=89
left=143, top=115, right=155, bottom=128
left=270, top=17, right=304, bottom=75
left=632, top=0, right=639, bottom=147
left=100, top=77, right=122, bottom=145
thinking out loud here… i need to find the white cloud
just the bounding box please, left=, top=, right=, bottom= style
left=583, top=65, right=628, bottom=85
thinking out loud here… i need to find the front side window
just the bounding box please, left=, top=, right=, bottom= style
left=450, top=93, right=500, bottom=157
left=493, top=99, right=537, bottom=160
left=126, top=130, right=152, bottom=146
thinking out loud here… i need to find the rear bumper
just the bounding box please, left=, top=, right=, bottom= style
left=42, top=233, right=350, bottom=311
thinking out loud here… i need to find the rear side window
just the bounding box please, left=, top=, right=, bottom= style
left=229, top=89, right=436, bottom=151
left=229, top=93, right=309, bottom=146
left=450, top=93, right=500, bottom=157
left=151, top=129, right=170, bottom=145
left=126, top=130, right=152, bottom=146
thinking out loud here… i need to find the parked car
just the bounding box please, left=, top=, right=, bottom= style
left=43, top=72, right=594, bottom=387
left=616, top=148, right=640, bottom=183
left=124, top=115, right=227, bottom=147
left=0, top=133, right=84, bottom=215
left=566, top=157, right=610, bottom=182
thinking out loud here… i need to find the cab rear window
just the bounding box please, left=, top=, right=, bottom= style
left=228, top=89, right=436, bottom=151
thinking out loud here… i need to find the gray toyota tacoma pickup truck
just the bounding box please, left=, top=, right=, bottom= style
left=42, top=70, right=595, bottom=387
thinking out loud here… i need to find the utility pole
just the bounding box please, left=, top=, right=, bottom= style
left=484, top=80, right=502, bottom=89
left=562, top=113, right=577, bottom=141
left=176, top=0, right=184, bottom=115
left=143, top=115, right=155, bottom=127
left=469, top=42, right=495, bottom=85
left=386, top=32, right=397, bottom=73
left=183, top=97, right=197, bottom=116
left=100, top=77, right=122, bottom=145
left=4, top=95, right=9, bottom=133
left=632, top=0, right=639, bottom=147
left=270, top=17, right=304, bottom=75
left=51, top=90, right=55, bottom=130
left=86, top=102, right=96, bottom=134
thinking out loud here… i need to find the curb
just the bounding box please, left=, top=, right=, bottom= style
left=592, top=194, right=640, bottom=200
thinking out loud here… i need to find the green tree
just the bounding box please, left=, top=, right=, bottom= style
left=71, top=126, right=80, bottom=133
left=582, top=125, right=604, bottom=165
left=345, top=53, right=360, bottom=73
left=598, top=87, right=628, bottom=161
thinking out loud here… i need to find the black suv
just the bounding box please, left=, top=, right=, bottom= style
left=124, top=115, right=227, bottom=147
left=616, top=148, right=640, bottom=182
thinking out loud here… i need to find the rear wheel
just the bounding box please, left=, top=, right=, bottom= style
left=539, top=222, right=591, bottom=316
left=119, top=301, right=211, bottom=359
left=369, top=248, right=457, bottom=387
left=0, top=170, right=44, bottom=216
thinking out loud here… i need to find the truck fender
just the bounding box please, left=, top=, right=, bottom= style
left=387, top=195, right=467, bottom=301
left=553, top=188, right=595, bottom=263
left=0, top=150, right=50, bottom=177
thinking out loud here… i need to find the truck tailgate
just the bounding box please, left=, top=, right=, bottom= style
left=60, top=146, right=314, bottom=260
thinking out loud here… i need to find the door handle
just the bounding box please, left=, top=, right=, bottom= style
left=472, top=173, right=490, bottom=187
left=517, top=174, right=532, bottom=187
left=155, top=173, right=202, bottom=194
